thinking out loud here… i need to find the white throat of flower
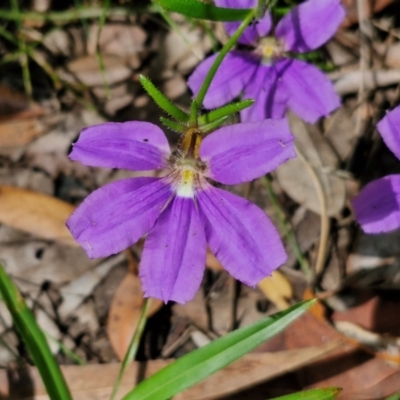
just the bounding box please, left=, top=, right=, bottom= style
left=256, top=37, right=283, bottom=65
left=176, top=166, right=196, bottom=198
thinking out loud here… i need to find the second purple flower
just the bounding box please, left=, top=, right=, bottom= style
left=188, top=0, right=345, bottom=123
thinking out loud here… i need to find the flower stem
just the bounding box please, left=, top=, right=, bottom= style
left=110, top=297, right=151, bottom=400
left=195, top=8, right=256, bottom=108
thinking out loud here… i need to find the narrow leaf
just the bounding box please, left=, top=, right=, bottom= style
left=122, top=300, right=314, bottom=400
left=0, top=263, right=72, bottom=400
left=269, top=387, right=342, bottom=400
left=160, top=117, right=186, bottom=133
left=140, top=75, right=189, bottom=122
left=201, top=116, right=228, bottom=133
left=199, top=99, right=254, bottom=125
left=154, top=0, right=251, bottom=21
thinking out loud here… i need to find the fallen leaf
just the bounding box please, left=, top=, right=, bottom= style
left=276, top=113, right=346, bottom=217
left=0, top=185, right=76, bottom=245
left=257, top=271, right=293, bottom=310
left=206, top=249, right=223, bottom=271
left=0, top=85, right=29, bottom=118
left=333, top=69, right=400, bottom=96
left=284, top=312, right=400, bottom=399
left=0, top=118, right=46, bottom=147
left=87, top=24, right=147, bottom=61
left=341, top=0, right=395, bottom=27
left=107, top=272, right=163, bottom=360
left=58, top=54, right=132, bottom=87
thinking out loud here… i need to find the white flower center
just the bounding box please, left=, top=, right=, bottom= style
left=256, top=37, right=283, bottom=65
left=176, top=168, right=196, bottom=198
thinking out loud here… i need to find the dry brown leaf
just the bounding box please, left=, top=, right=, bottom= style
left=257, top=271, right=292, bottom=311
left=107, top=272, right=163, bottom=360
left=284, top=312, right=400, bottom=398
left=0, top=185, right=76, bottom=245
left=0, top=85, right=29, bottom=118
left=206, top=248, right=223, bottom=271
left=341, top=0, right=395, bottom=27
left=0, top=342, right=340, bottom=399
left=58, top=55, right=131, bottom=87
left=0, top=118, right=46, bottom=147
left=276, top=113, right=346, bottom=216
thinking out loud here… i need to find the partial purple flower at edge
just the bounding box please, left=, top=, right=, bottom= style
left=353, top=106, right=400, bottom=233
left=188, top=0, right=345, bottom=123
left=67, top=120, right=296, bottom=303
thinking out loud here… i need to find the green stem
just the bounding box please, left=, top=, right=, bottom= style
left=264, top=176, right=312, bottom=279
left=195, top=8, right=256, bottom=108
left=110, top=298, right=151, bottom=400
left=10, top=0, right=32, bottom=99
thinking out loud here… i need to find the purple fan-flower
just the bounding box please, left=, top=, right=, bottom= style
left=66, top=119, right=295, bottom=303
left=353, top=106, right=400, bottom=233
left=188, top=0, right=345, bottom=123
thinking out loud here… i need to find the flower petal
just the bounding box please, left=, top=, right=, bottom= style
left=278, top=59, right=341, bottom=123
left=200, top=119, right=295, bottom=185
left=198, top=186, right=286, bottom=286
left=70, top=121, right=170, bottom=170
left=240, top=63, right=289, bottom=122
left=188, top=51, right=259, bottom=109
left=140, top=197, right=206, bottom=304
left=66, top=177, right=172, bottom=258
left=215, top=0, right=273, bottom=41
left=275, top=0, right=345, bottom=53
left=352, top=175, right=400, bottom=234
left=377, top=106, right=400, bottom=160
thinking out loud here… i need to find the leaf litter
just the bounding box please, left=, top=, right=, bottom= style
left=1, top=1, right=400, bottom=399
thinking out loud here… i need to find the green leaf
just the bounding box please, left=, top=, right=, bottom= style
left=199, top=99, right=254, bottom=126
left=160, top=117, right=186, bottom=133
left=269, top=387, right=342, bottom=400
left=140, top=75, right=189, bottom=122
left=122, top=300, right=314, bottom=400
left=0, top=263, right=72, bottom=400
left=201, top=116, right=229, bottom=133
left=154, top=0, right=251, bottom=21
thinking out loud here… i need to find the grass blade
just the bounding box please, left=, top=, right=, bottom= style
left=269, top=387, right=342, bottom=400
left=122, top=300, right=314, bottom=400
left=0, top=263, right=72, bottom=400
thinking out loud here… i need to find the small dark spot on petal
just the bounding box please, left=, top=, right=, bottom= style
left=143, top=138, right=149, bottom=142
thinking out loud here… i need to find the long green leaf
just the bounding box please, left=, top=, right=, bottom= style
left=122, top=300, right=314, bottom=400
left=0, top=263, right=72, bottom=400
left=269, top=387, right=342, bottom=400
left=154, top=0, right=251, bottom=21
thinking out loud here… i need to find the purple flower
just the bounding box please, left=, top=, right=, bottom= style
left=353, top=106, right=400, bottom=233
left=66, top=119, right=295, bottom=303
left=188, top=0, right=345, bottom=123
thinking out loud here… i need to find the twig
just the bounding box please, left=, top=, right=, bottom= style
left=295, top=146, right=330, bottom=277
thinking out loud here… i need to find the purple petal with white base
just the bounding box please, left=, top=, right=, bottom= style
left=275, top=0, right=345, bottom=53
left=277, top=59, right=341, bottom=123
left=240, top=63, right=289, bottom=122
left=66, top=177, right=172, bottom=258
left=353, top=175, right=400, bottom=233
left=200, top=119, right=295, bottom=185
left=140, top=197, right=206, bottom=304
left=70, top=121, right=170, bottom=171
left=377, top=106, right=400, bottom=160
left=198, top=185, right=286, bottom=286
left=188, top=51, right=259, bottom=109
